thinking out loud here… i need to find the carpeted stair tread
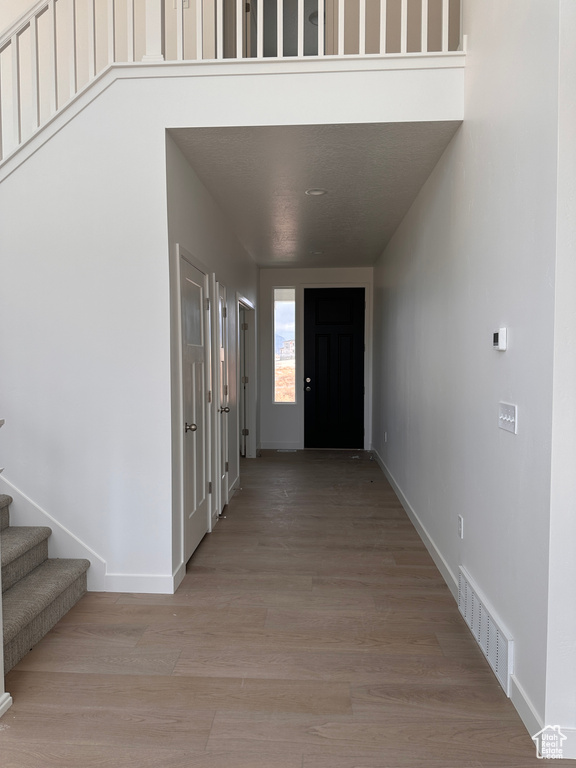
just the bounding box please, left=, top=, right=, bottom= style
left=3, top=558, right=90, bottom=645
left=0, top=494, right=12, bottom=531
left=1, top=526, right=52, bottom=592
left=1, top=526, right=52, bottom=567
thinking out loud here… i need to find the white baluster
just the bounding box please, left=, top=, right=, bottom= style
left=400, top=0, right=407, bottom=53
left=421, top=0, right=428, bottom=53
left=127, top=0, right=135, bottom=61
left=338, top=0, right=344, bottom=54
left=196, top=0, right=203, bottom=59
left=143, top=0, right=165, bottom=62
left=217, top=0, right=224, bottom=58
left=70, top=0, right=77, bottom=95
left=88, top=0, right=96, bottom=77
left=176, top=0, right=184, bottom=60
left=257, top=0, right=263, bottom=57
left=47, top=0, right=58, bottom=113
left=297, top=0, right=303, bottom=56
left=317, top=0, right=324, bottom=56
left=359, top=0, right=366, bottom=55
left=379, top=0, right=387, bottom=53
left=108, top=0, right=116, bottom=65
left=277, top=0, right=283, bottom=56
left=236, top=0, right=243, bottom=58
left=30, top=15, right=40, bottom=129
left=442, top=0, right=449, bottom=51
left=11, top=36, right=21, bottom=145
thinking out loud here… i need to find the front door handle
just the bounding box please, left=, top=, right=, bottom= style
left=185, top=423, right=197, bottom=432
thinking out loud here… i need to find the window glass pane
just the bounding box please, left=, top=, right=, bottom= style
left=274, top=288, right=296, bottom=403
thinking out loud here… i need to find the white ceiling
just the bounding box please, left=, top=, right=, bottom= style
left=169, top=121, right=461, bottom=268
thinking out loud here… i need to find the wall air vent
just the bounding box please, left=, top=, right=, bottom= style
left=458, top=566, right=514, bottom=696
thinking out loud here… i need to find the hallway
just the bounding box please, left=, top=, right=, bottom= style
left=0, top=451, right=565, bottom=766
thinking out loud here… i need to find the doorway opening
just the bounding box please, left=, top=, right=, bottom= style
left=238, top=297, right=257, bottom=461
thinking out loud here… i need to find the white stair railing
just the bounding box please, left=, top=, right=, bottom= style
left=0, top=0, right=460, bottom=162
left=0, top=0, right=141, bottom=162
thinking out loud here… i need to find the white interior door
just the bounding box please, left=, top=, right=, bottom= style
left=217, top=282, right=229, bottom=512
left=237, top=298, right=257, bottom=460
left=181, top=257, right=210, bottom=561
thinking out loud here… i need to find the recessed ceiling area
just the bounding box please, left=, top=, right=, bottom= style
left=169, top=121, right=461, bottom=268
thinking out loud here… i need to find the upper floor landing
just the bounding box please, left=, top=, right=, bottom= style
left=0, top=0, right=464, bottom=170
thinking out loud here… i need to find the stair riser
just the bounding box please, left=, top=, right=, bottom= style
left=3, top=572, right=87, bottom=673
left=0, top=496, right=11, bottom=531
left=2, top=540, right=49, bottom=593
left=1, top=489, right=91, bottom=672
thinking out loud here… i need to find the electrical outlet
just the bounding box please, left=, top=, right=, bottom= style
left=458, top=515, right=464, bottom=539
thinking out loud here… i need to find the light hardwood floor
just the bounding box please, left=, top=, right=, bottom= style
left=1, top=450, right=568, bottom=767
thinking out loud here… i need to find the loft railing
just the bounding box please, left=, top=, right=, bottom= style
left=0, top=0, right=461, bottom=161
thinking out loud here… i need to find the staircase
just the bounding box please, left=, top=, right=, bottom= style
left=0, top=494, right=89, bottom=673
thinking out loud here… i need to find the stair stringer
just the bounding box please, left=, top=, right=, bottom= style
left=0, top=477, right=106, bottom=591
left=0, top=478, right=181, bottom=594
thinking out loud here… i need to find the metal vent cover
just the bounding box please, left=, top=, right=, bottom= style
left=458, top=566, right=514, bottom=696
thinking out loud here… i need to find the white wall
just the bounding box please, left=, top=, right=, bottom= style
left=545, top=0, right=576, bottom=746
left=259, top=267, right=373, bottom=449
left=373, top=0, right=576, bottom=746
left=165, top=133, right=258, bottom=577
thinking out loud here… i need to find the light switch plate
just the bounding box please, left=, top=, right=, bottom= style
left=499, top=403, right=517, bottom=434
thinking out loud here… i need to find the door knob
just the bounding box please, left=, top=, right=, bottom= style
left=305, top=377, right=311, bottom=383
left=185, top=423, right=197, bottom=432
left=219, top=406, right=230, bottom=413
left=305, top=386, right=311, bottom=392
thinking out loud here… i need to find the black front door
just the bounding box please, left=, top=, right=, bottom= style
left=304, top=287, right=365, bottom=449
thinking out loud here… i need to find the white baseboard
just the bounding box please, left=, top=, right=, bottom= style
left=0, top=476, right=107, bottom=591
left=372, top=449, right=458, bottom=599
left=104, top=572, right=178, bottom=594
left=172, top=562, right=186, bottom=592
left=229, top=474, right=240, bottom=495
left=0, top=692, right=13, bottom=718
left=372, top=451, right=576, bottom=759
left=510, top=676, right=576, bottom=760
left=561, top=729, right=576, bottom=760
left=510, top=675, right=543, bottom=740
left=260, top=442, right=302, bottom=450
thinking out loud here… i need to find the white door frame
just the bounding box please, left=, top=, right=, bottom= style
left=237, top=294, right=257, bottom=460
left=214, top=278, right=229, bottom=515
left=174, top=244, right=215, bottom=581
